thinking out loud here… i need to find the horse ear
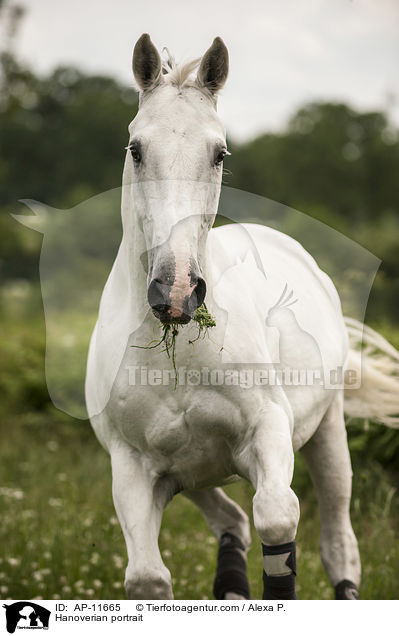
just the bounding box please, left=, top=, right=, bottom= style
left=132, top=33, right=162, bottom=91
left=197, top=37, right=229, bottom=94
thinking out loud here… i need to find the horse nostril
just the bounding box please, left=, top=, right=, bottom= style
left=147, top=278, right=170, bottom=310
left=188, top=277, right=206, bottom=312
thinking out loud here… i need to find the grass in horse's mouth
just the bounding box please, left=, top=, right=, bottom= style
left=193, top=304, right=217, bottom=330
left=131, top=303, right=216, bottom=387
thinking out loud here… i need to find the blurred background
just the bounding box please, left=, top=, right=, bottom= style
left=0, top=0, right=398, bottom=600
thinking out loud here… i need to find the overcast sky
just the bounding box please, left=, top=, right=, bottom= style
left=10, top=0, right=399, bottom=141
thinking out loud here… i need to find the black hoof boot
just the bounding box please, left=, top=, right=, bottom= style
left=262, top=541, right=297, bottom=600
left=213, top=532, right=250, bottom=599
left=335, top=579, right=359, bottom=599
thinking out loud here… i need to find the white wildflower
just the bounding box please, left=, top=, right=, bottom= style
left=112, top=581, right=122, bottom=589
left=48, top=498, right=63, bottom=508
left=0, top=487, right=24, bottom=500
left=7, top=558, right=21, bottom=567
left=112, top=554, right=124, bottom=569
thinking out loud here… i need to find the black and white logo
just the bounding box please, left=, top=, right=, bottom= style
left=2, top=602, right=50, bottom=633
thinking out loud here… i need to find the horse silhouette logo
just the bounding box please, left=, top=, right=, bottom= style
left=12, top=186, right=378, bottom=408
left=2, top=602, right=50, bottom=633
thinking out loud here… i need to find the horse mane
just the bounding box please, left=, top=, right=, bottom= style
left=161, top=48, right=201, bottom=89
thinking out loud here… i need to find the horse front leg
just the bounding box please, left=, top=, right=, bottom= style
left=183, top=487, right=251, bottom=599
left=238, top=404, right=300, bottom=600
left=110, top=440, right=173, bottom=599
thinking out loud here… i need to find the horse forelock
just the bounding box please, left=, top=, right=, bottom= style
left=161, top=50, right=201, bottom=87
left=159, top=52, right=217, bottom=104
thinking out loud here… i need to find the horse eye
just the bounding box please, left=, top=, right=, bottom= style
left=127, top=143, right=142, bottom=164
left=214, top=148, right=229, bottom=166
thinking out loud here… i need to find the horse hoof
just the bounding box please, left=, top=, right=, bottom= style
left=334, top=579, right=359, bottom=599
left=224, top=591, right=248, bottom=600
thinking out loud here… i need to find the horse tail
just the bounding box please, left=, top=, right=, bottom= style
left=343, top=317, right=399, bottom=428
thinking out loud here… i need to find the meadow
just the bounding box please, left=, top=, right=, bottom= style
left=1, top=401, right=398, bottom=600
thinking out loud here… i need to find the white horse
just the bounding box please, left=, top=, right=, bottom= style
left=85, top=34, right=399, bottom=600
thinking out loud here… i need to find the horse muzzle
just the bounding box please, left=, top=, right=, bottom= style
left=147, top=274, right=206, bottom=324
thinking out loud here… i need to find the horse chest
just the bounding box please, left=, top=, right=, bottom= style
left=106, top=381, right=245, bottom=483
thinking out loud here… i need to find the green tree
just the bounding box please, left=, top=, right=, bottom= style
left=227, top=102, right=399, bottom=226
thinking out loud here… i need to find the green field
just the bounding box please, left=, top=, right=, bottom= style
left=1, top=409, right=398, bottom=601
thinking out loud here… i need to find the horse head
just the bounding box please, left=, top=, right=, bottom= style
left=126, top=34, right=229, bottom=324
